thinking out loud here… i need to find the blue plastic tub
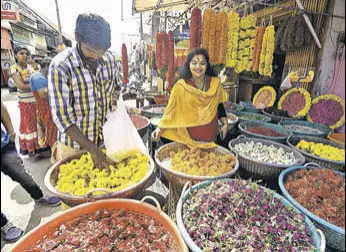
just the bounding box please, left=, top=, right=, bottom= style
left=279, top=165, right=345, bottom=251
left=176, top=179, right=325, bottom=252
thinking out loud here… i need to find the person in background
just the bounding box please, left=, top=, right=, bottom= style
left=30, top=57, right=57, bottom=156
left=48, top=13, right=117, bottom=170
left=1, top=102, right=61, bottom=243
left=10, top=47, right=41, bottom=156
left=153, top=48, right=228, bottom=148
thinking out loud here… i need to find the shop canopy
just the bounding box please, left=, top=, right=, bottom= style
left=133, top=0, right=192, bottom=13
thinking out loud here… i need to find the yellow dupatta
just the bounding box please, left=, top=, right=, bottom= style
left=158, top=77, right=228, bottom=149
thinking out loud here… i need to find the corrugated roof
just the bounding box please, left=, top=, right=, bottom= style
left=133, top=0, right=191, bottom=13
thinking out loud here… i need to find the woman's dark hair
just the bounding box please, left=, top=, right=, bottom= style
left=178, top=48, right=216, bottom=80
left=38, top=57, right=52, bottom=69
left=14, top=47, right=30, bottom=56
left=75, top=13, right=111, bottom=49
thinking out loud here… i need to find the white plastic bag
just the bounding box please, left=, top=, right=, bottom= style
left=280, top=74, right=292, bottom=91
left=103, top=96, right=148, bottom=162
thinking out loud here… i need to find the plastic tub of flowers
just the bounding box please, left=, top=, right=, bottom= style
left=235, top=111, right=272, bottom=124
left=12, top=197, right=189, bottom=252
left=279, top=164, right=345, bottom=251
left=262, top=107, right=304, bottom=124
left=154, top=142, right=239, bottom=189
left=287, top=135, right=345, bottom=172
left=279, top=120, right=332, bottom=139
left=44, top=151, right=156, bottom=207
left=176, top=179, right=326, bottom=252
left=238, top=121, right=290, bottom=143
left=240, top=101, right=262, bottom=114
left=229, top=136, right=306, bottom=179
left=141, top=104, right=166, bottom=119
left=130, top=114, right=150, bottom=137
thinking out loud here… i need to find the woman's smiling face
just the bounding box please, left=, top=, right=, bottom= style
left=190, top=54, right=207, bottom=80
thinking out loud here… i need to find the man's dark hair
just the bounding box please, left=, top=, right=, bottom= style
left=14, top=47, right=30, bottom=56
left=75, top=13, right=111, bottom=49
left=178, top=48, right=216, bottom=80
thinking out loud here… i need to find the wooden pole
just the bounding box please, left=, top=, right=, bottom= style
left=54, top=0, right=63, bottom=45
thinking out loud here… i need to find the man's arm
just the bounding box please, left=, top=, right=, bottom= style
left=1, top=102, right=16, bottom=142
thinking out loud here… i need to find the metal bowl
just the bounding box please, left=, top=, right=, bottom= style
left=44, top=151, right=156, bottom=206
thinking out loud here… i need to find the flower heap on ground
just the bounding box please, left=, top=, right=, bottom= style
left=307, top=94, right=345, bottom=130
left=259, top=25, right=275, bottom=77
left=226, top=11, right=240, bottom=68
left=253, top=86, right=277, bottom=109
left=278, top=88, right=312, bottom=118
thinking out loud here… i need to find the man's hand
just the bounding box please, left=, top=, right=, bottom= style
left=89, top=146, right=111, bottom=173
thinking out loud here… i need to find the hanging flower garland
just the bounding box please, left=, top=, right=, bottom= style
left=253, top=86, right=277, bottom=109
left=121, top=43, right=129, bottom=84
left=155, top=32, right=163, bottom=70
left=202, top=9, right=212, bottom=50
left=219, top=12, right=229, bottom=64
left=278, top=88, right=312, bottom=118
left=235, top=16, right=247, bottom=73
left=246, top=15, right=257, bottom=72
left=226, top=11, right=240, bottom=68
left=307, top=94, right=345, bottom=129
left=259, top=25, right=275, bottom=77
left=190, top=7, right=202, bottom=50
left=208, top=9, right=217, bottom=64
left=252, top=26, right=266, bottom=72
left=166, top=31, right=176, bottom=92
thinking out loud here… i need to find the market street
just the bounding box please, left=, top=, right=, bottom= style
left=1, top=89, right=64, bottom=252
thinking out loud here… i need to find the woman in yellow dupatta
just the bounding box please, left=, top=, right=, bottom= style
left=153, top=48, right=228, bottom=149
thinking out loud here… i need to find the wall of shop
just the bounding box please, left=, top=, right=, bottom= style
left=315, top=0, right=345, bottom=96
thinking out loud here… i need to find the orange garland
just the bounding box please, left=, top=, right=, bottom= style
left=252, top=26, right=266, bottom=72
left=208, top=10, right=216, bottom=64
left=216, top=11, right=228, bottom=64
left=202, top=9, right=212, bottom=50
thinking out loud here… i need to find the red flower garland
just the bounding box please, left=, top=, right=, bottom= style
left=155, top=32, right=163, bottom=70
left=190, top=7, right=202, bottom=50
left=121, top=43, right=128, bottom=84
left=166, top=31, right=175, bottom=92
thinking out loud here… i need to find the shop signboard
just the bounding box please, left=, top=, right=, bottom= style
left=35, top=34, right=47, bottom=50
left=178, top=32, right=190, bottom=39
left=11, top=24, right=35, bottom=46
left=1, top=1, right=19, bottom=21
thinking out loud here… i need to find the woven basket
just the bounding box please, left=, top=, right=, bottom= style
left=229, top=136, right=306, bottom=179
left=176, top=179, right=325, bottom=252
left=44, top=151, right=156, bottom=207
left=154, top=142, right=239, bottom=189
left=238, top=121, right=290, bottom=143
left=279, top=165, right=345, bottom=251
left=240, top=101, right=262, bottom=114
left=235, top=111, right=272, bottom=124
left=279, top=120, right=331, bottom=138
left=141, top=104, right=166, bottom=119
left=262, top=107, right=302, bottom=124
left=287, top=135, right=345, bottom=172
left=328, top=133, right=345, bottom=146
left=12, top=198, right=189, bottom=252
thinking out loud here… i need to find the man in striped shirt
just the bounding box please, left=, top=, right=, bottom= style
left=48, top=14, right=117, bottom=171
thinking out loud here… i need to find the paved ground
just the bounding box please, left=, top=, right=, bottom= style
left=1, top=89, right=64, bottom=251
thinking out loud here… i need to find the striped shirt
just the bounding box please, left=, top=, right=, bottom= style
left=10, top=64, right=36, bottom=103
left=48, top=45, right=117, bottom=149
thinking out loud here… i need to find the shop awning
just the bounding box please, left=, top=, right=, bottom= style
left=133, top=0, right=191, bottom=13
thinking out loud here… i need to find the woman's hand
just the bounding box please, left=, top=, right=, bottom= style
left=220, top=124, right=228, bottom=140
left=152, top=128, right=163, bottom=142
